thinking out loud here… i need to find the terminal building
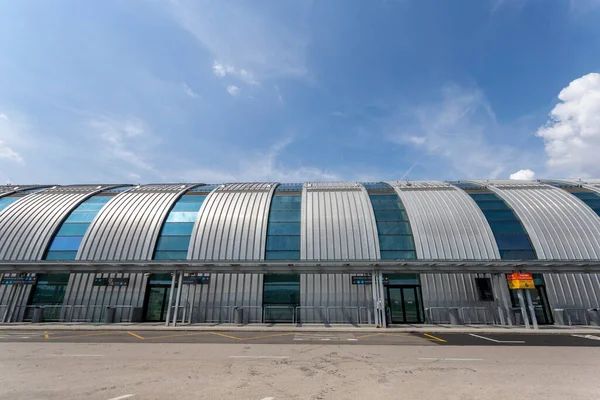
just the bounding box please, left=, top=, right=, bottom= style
left=1, top=180, right=600, bottom=327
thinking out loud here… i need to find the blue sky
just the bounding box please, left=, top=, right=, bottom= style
left=1, top=0, right=600, bottom=184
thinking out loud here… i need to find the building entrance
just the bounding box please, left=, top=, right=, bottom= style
left=143, top=274, right=173, bottom=322
left=386, top=285, right=423, bottom=324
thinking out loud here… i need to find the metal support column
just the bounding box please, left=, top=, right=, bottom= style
left=7, top=285, right=23, bottom=323
left=496, top=274, right=514, bottom=326
left=378, top=272, right=387, bottom=328
left=172, top=271, right=184, bottom=327
left=525, top=290, right=539, bottom=329
left=1, top=285, right=17, bottom=323
left=164, top=271, right=177, bottom=327
left=371, top=272, right=380, bottom=327
left=516, top=289, right=530, bottom=329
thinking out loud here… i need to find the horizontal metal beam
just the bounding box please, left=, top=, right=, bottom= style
left=1, top=260, right=600, bottom=274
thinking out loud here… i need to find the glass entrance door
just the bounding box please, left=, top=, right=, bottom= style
left=386, top=286, right=423, bottom=324
left=509, top=286, right=553, bottom=325
left=145, top=287, right=170, bottom=322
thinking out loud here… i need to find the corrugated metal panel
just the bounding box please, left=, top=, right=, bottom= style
left=544, top=273, right=600, bottom=311
left=188, top=182, right=277, bottom=260
left=0, top=185, right=112, bottom=261
left=386, top=181, right=500, bottom=260
left=481, top=181, right=600, bottom=259
left=301, top=181, right=380, bottom=260
left=77, top=184, right=196, bottom=261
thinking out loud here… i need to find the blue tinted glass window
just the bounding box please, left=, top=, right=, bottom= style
left=379, top=235, right=415, bottom=251
left=160, top=222, right=195, bottom=235
left=45, top=251, right=78, bottom=261
left=572, top=192, right=600, bottom=200
left=374, top=209, right=407, bottom=221
left=271, top=195, right=301, bottom=204
left=268, top=210, right=301, bottom=222
left=172, top=202, right=204, bottom=212
left=275, top=184, right=303, bottom=192
left=267, top=222, right=301, bottom=235
left=166, top=211, right=199, bottom=222
left=84, top=196, right=113, bottom=203
left=74, top=203, right=106, bottom=212
left=481, top=209, right=517, bottom=221
left=156, top=236, right=191, bottom=251
left=580, top=199, right=600, bottom=208
left=65, top=212, right=98, bottom=223
left=369, top=195, right=399, bottom=202
left=474, top=200, right=509, bottom=210
left=487, top=221, right=526, bottom=235
left=270, top=201, right=302, bottom=211
left=48, top=236, right=83, bottom=251
left=56, top=223, right=90, bottom=236
left=154, top=250, right=188, bottom=260
left=376, top=221, right=412, bottom=235
left=380, top=251, right=417, bottom=260
left=177, top=195, right=207, bottom=202
left=469, top=193, right=500, bottom=201
left=265, top=251, right=301, bottom=260
left=266, top=236, right=301, bottom=251
left=499, top=250, right=537, bottom=260
left=495, top=235, right=533, bottom=250
left=371, top=201, right=403, bottom=211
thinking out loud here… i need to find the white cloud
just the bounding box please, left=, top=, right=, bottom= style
left=0, top=140, right=24, bottom=164
left=536, top=73, right=600, bottom=178
left=212, top=61, right=258, bottom=85
left=0, top=112, right=25, bottom=164
left=387, top=84, right=533, bottom=179
left=170, top=1, right=310, bottom=80
left=182, top=83, right=198, bottom=98
left=88, top=116, right=157, bottom=174
left=510, top=169, right=536, bottom=180
left=0, top=113, right=8, bottom=121
left=227, top=85, right=240, bottom=96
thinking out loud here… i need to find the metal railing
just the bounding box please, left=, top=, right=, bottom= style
left=459, top=306, right=494, bottom=325
left=235, top=306, right=263, bottom=323
left=169, top=301, right=191, bottom=324
left=263, top=306, right=295, bottom=324
left=295, top=306, right=327, bottom=324
left=425, top=307, right=461, bottom=324
left=69, top=305, right=105, bottom=322
left=553, top=308, right=589, bottom=326
left=194, top=306, right=232, bottom=323
left=326, top=306, right=360, bottom=324
left=358, top=307, right=374, bottom=325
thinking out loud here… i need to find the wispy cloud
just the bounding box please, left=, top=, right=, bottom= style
left=386, top=84, right=537, bottom=179
left=182, top=83, right=198, bottom=98
left=169, top=0, right=311, bottom=80
left=227, top=85, right=240, bottom=96
left=212, top=61, right=258, bottom=85
left=274, top=86, right=284, bottom=105
left=0, top=111, right=25, bottom=164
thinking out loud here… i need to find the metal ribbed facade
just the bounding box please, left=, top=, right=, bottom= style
left=386, top=181, right=500, bottom=260
left=301, top=181, right=380, bottom=260
left=483, top=181, right=600, bottom=260
left=188, top=183, right=276, bottom=261
left=77, top=184, right=195, bottom=261
left=0, top=185, right=111, bottom=261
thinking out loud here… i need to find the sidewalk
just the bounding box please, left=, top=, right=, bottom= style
left=1, top=322, right=600, bottom=334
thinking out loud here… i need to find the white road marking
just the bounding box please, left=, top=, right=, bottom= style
left=469, top=334, right=525, bottom=344
left=347, top=338, right=358, bottom=341
left=572, top=334, right=600, bottom=341
left=229, top=356, right=289, bottom=359
left=261, top=398, right=275, bottom=400
left=320, top=338, right=331, bottom=341
left=107, top=395, right=135, bottom=400
left=419, top=357, right=483, bottom=361
left=50, top=354, right=105, bottom=357
left=21, top=337, right=30, bottom=339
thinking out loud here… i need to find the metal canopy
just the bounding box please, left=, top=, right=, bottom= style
left=1, top=260, right=600, bottom=274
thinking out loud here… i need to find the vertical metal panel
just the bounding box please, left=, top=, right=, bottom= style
left=301, top=182, right=379, bottom=260
left=482, top=181, right=600, bottom=259
left=0, top=185, right=112, bottom=261
left=188, top=183, right=277, bottom=261
left=386, top=181, right=500, bottom=260
left=78, top=184, right=195, bottom=261
left=543, top=273, right=600, bottom=309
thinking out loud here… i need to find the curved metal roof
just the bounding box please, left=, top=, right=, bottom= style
left=77, top=184, right=196, bottom=261
left=188, top=182, right=276, bottom=260
left=301, top=181, right=380, bottom=260
left=479, top=180, right=600, bottom=260
left=386, top=181, right=500, bottom=260
left=0, top=185, right=112, bottom=261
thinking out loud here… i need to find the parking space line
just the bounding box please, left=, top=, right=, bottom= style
left=127, top=331, right=145, bottom=340
left=211, top=332, right=244, bottom=341
left=107, top=395, right=135, bottom=400
left=355, top=333, right=385, bottom=339
left=143, top=332, right=211, bottom=340
left=44, top=331, right=49, bottom=340
left=47, top=332, right=121, bottom=340
left=419, top=357, right=483, bottom=361
left=469, top=334, right=525, bottom=344
left=423, top=333, right=447, bottom=343
left=240, top=332, right=297, bottom=341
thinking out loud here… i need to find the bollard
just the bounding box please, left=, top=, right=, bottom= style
left=31, top=307, right=44, bottom=323
left=104, top=307, right=116, bottom=324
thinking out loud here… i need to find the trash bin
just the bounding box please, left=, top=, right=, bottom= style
left=31, top=307, right=44, bottom=323
left=449, top=308, right=462, bottom=325
left=234, top=307, right=244, bottom=324
left=553, top=309, right=566, bottom=326
left=130, top=307, right=144, bottom=323
left=104, top=307, right=116, bottom=324
left=586, top=309, right=600, bottom=326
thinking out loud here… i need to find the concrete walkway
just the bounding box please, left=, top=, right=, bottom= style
left=1, top=322, right=600, bottom=334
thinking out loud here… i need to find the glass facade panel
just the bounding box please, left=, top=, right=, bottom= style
left=48, top=236, right=83, bottom=251
left=379, top=235, right=415, bottom=251
left=65, top=212, right=99, bottom=223
left=376, top=221, right=412, bottom=235
left=373, top=209, right=407, bottom=221
left=152, top=194, right=207, bottom=260
left=368, top=193, right=416, bottom=260
left=571, top=191, right=600, bottom=217
left=381, top=251, right=417, bottom=260
left=55, top=223, right=90, bottom=236
left=45, top=251, right=78, bottom=260
left=464, top=190, right=537, bottom=260
left=263, top=273, right=300, bottom=322
left=265, top=194, right=301, bottom=260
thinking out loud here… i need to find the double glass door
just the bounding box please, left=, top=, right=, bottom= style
left=510, top=285, right=553, bottom=325
left=145, top=287, right=171, bottom=322
left=386, top=286, right=423, bottom=324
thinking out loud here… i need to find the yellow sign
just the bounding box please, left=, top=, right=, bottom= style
left=506, top=273, right=535, bottom=290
